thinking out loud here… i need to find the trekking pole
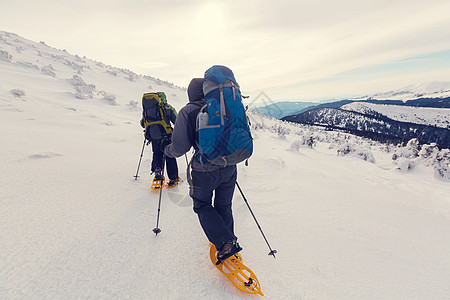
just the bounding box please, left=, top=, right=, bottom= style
left=153, top=153, right=166, bottom=235
left=236, top=181, right=277, bottom=258
left=134, top=137, right=147, bottom=180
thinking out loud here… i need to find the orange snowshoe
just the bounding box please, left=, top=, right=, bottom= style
left=151, top=175, right=165, bottom=192
left=209, top=243, right=263, bottom=296
left=166, top=176, right=181, bottom=188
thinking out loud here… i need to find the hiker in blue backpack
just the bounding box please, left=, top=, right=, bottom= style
left=162, top=66, right=252, bottom=261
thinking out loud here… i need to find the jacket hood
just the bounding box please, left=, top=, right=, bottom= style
left=187, top=78, right=204, bottom=103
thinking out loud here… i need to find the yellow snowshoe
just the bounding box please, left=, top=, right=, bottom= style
left=209, top=243, right=263, bottom=296
left=166, top=176, right=181, bottom=188
left=151, top=175, right=165, bottom=192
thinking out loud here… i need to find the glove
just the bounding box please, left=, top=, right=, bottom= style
left=160, top=138, right=171, bottom=153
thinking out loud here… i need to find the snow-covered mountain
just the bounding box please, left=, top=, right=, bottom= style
left=258, top=81, right=450, bottom=120
left=252, top=101, right=318, bottom=119
left=279, top=84, right=450, bottom=148
left=283, top=106, right=450, bottom=147
left=357, top=81, right=450, bottom=101
left=342, top=102, right=450, bottom=129
left=0, top=31, right=186, bottom=110
left=2, top=31, right=450, bottom=299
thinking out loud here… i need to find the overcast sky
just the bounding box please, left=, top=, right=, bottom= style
left=2, top=0, right=450, bottom=102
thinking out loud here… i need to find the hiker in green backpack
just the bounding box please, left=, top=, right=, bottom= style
left=140, top=92, right=179, bottom=190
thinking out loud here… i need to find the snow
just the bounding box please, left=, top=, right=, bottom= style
left=354, top=81, right=450, bottom=101
left=2, top=30, right=450, bottom=299
left=342, top=102, right=450, bottom=129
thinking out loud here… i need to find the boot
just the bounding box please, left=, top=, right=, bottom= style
left=217, top=240, right=242, bottom=261
left=166, top=176, right=180, bottom=188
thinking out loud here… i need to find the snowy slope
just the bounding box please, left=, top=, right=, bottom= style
left=2, top=31, right=450, bottom=299
left=342, top=102, right=450, bottom=129
left=0, top=31, right=187, bottom=110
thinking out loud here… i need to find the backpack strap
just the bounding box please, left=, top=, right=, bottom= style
left=203, top=80, right=240, bottom=126
left=203, top=80, right=240, bottom=95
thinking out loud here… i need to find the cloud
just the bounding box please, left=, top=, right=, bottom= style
left=138, top=62, right=170, bottom=69
left=2, top=0, right=450, bottom=100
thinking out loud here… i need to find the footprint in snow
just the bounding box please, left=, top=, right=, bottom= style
left=28, top=152, right=63, bottom=160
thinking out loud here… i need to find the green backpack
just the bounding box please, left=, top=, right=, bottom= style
left=142, top=92, right=173, bottom=141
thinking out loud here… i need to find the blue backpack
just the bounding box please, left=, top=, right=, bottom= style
left=196, top=65, right=253, bottom=166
